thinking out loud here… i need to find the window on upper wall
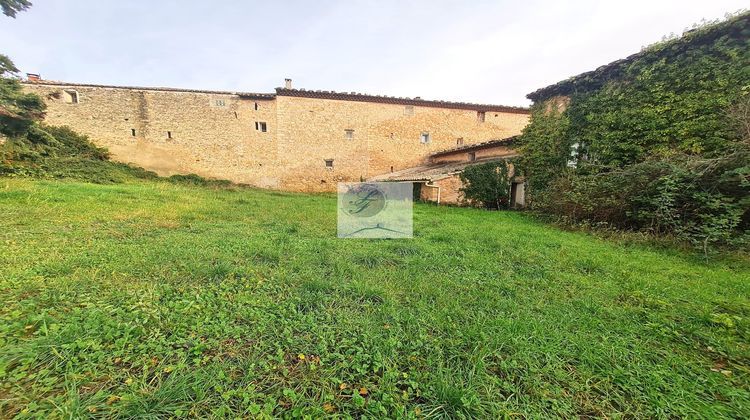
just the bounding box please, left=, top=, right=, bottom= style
left=255, top=121, right=267, bottom=132
left=167, top=131, right=172, bottom=139
left=404, top=105, right=414, bottom=116
left=456, top=138, right=464, bottom=146
left=254, top=102, right=259, bottom=110
left=325, top=159, right=334, bottom=168
left=345, top=129, right=354, bottom=140
left=420, top=132, right=430, bottom=144
left=477, top=111, right=486, bottom=123
left=468, top=152, right=476, bottom=161
left=63, top=90, right=79, bottom=104
left=131, top=129, right=136, bottom=137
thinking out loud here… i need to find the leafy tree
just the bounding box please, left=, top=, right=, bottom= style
left=0, top=54, right=19, bottom=75
left=1, top=0, right=31, bottom=18
left=459, top=160, right=511, bottom=209
left=0, top=55, right=45, bottom=136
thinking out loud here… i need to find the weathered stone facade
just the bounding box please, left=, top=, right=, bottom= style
left=22, top=81, right=529, bottom=192
left=373, top=137, right=524, bottom=206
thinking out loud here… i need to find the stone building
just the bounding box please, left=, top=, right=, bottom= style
left=21, top=78, right=529, bottom=192
left=372, top=136, right=525, bottom=207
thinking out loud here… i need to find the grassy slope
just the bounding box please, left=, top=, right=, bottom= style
left=0, top=179, right=748, bottom=418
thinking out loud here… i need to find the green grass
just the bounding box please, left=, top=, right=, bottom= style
left=1, top=178, right=748, bottom=418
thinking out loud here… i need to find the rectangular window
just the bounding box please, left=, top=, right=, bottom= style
left=345, top=129, right=354, bottom=140
left=63, top=90, right=79, bottom=104
left=404, top=105, right=414, bottom=116
left=456, top=137, right=464, bottom=145
left=468, top=152, right=476, bottom=161
left=167, top=131, right=172, bottom=139
left=131, top=129, right=136, bottom=137
left=420, top=132, right=430, bottom=144
left=256, top=121, right=267, bottom=132
left=477, top=111, right=486, bottom=123
left=254, top=102, right=259, bottom=110
left=325, top=159, right=334, bottom=168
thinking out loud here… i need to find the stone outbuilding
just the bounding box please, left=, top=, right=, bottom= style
left=370, top=136, right=526, bottom=207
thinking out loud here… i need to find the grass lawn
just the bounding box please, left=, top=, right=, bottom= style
left=1, top=178, right=749, bottom=418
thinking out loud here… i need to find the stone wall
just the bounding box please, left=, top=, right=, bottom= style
left=22, top=82, right=529, bottom=192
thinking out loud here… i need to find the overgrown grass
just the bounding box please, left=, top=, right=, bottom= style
left=1, top=179, right=748, bottom=418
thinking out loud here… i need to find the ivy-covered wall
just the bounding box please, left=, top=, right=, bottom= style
left=518, top=12, right=750, bottom=249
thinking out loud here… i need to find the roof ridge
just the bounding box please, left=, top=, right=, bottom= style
left=275, top=88, right=529, bottom=114
left=20, top=80, right=275, bottom=98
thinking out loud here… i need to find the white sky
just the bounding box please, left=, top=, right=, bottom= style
left=1, top=0, right=746, bottom=106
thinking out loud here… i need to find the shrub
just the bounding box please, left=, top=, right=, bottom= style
left=459, top=160, right=511, bottom=209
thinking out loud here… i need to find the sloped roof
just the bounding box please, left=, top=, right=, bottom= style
left=527, top=12, right=750, bottom=102
left=275, top=88, right=530, bottom=114
left=370, top=156, right=516, bottom=182
left=430, top=136, right=518, bottom=158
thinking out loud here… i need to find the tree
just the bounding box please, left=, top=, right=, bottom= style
left=0, top=55, right=45, bottom=136
left=459, top=160, right=512, bottom=210
left=0, top=54, right=19, bottom=75
left=1, top=0, right=31, bottom=18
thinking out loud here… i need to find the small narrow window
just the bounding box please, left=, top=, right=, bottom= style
left=254, top=102, right=259, bottom=110
left=234, top=111, right=238, bottom=119
left=167, top=131, right=172, bottom=139
left=477, top=111, right=486, bottom=123
left=63, top=90, right=79, bottom=104
left=390, top=166, right=394, bottom=172
left=420, top=132, right=430, bottom=144
left=468, top=152, right=476, bottom=161
left=456, top=137, right=464, bottom=146
left=325, top=159, right=334, bottom=168
left=345, top=129, right=354, bottom=140
left=131, top=129, right=136, bottom=137
left=256, top=121, right=267, bottom=132
left=404, top=105, right=414, bottom=116
left=568, top=142, right=580, bottom=167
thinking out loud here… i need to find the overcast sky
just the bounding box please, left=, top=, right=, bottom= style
left=1, top=0, right=746, bottom=106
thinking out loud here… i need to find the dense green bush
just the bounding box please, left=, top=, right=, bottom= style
left=0, top=122, right=160, bottom=183
left=518, top=13, right=750, bottom=250
left=458, top=160, right=511, bottom=209
left=0, top=55, right=45, bottom=137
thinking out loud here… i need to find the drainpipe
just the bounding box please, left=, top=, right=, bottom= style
left=424, top=181, right=441, bottom=205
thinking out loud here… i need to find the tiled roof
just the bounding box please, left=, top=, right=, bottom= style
left=275, top=88, right=530, bottom=114
left=370, top=156, right=515, bottom=182
left=21, top=81, right=531, bottom=113
left=430, top=136, right=518, bottom=158
left=20, top=81, right=275, bottom=99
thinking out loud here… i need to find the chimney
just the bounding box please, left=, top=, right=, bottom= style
left=284, top=78, right=292, bottom=89
left=26, top=73, right=41, bottom=82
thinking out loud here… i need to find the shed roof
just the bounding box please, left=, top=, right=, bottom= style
left=370, top=155, right=516, bottom=183
left=429, top=136, right=518, bottom=158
